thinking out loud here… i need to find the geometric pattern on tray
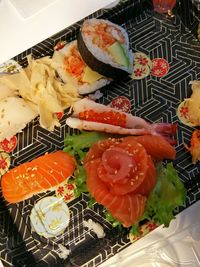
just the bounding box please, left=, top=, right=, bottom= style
left=1, top=0, right=200, bottom=266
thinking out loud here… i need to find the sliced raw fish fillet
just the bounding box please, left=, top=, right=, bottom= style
left=110, top=154, right=156, bottom=196
left=85, top=137, right=157, bottom=196
left=1, top=151, right=76, bottom=203
left=85, top=158, right=146, bottom=227
left=123, top=135, right=176, bottom=161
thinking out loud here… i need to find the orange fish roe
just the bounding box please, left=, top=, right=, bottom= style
left=78, top=110, right=127, bottom=127
left=83, top=23, right=125, bottom=49
left=64, top=45, right=85, bottom=77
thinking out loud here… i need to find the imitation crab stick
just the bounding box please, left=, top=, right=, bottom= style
left=1, top=151, right=76, bottom=203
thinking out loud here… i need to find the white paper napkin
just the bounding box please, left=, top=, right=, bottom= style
left=9, top=0, right=58, bottom=18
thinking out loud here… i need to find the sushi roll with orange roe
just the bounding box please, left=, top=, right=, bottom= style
left=52, top=40, right=111, bottom=95
left=77, top=18, right=133, bottom=80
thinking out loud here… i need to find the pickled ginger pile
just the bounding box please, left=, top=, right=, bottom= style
left=0, top=55, right=80, bottom=136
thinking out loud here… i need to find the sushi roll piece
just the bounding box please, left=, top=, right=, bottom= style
left=52, top=40, right=111, bottom=95
left=77, top=18, right=133, bottom=80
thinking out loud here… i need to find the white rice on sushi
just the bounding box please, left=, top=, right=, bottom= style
left=77, top=18, right=133, bottom=79
left=52, top=40, right=111, bottom=95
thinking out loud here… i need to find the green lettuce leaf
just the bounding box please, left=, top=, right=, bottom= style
left=103, top=209, right=123, bottom=229
left=64, top=132, right=186, bottom=229
left=64, top=131, right=108, bottom=196
left=141, top=162, right=187, bottom=227
left=64, top=131, right=108, bottom=163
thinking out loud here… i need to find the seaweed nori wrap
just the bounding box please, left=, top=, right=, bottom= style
left=77, top=19, right=133, bottom=80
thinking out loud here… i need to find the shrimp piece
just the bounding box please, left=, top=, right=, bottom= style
left=66, top=98, right=177, bottom=141
left=66, top=117, right=150, bottom=135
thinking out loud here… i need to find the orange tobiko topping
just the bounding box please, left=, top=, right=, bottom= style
left=79, top=109, right=127, bottom=127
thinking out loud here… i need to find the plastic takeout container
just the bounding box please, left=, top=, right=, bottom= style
left=100, top=200, right=200, bottom=267
left=1, top=0, right=200, bottom=266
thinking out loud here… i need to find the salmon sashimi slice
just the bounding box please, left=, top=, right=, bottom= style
left=83, top=136, right=170, bottom=227
left=111, top=155, right=157, bottom=196
left=123, top=135, right=176, bottom=161
left=1, top=151, right=76, bottom=203
left=85, top=158, right=146, bottom=227
left=84, top=137, right=156, bottom=195
left=84, top=138, right=118, bottom=164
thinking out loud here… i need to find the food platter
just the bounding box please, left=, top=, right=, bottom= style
left=1, top=0, right=200, bottom=266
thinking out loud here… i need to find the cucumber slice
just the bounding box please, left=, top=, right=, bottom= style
left=107, top=42, right=130, bottom=67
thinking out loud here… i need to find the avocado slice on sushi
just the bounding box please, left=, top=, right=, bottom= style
left=77, top=19, right=133, bottom=80
left=107, top=42, right=130, bottom=68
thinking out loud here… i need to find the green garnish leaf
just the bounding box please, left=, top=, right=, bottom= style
left=64, top=131, right=108, bottom=196
left=88, top=196, right=96, bottom=209
left=73, top=165, right=87, bottom=197
left=142, top=162, right=186, bottom=227
left=64, top=131, right=108, bottom=163
left=130, top=223, right=140, bottom=236
left=104, top=209, right=122, bottom=229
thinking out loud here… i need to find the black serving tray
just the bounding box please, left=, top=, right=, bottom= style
left=1, top=0, right=200, bottom=266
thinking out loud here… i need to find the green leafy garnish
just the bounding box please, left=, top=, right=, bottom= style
left=64, top=131, right=108, bottom=163
left=140, top=162, right=186, bottom=227
left=88, top=196, right=96, bottom=209
left=64, top=131, right=186, bottom=231
left=130, top=223, right=140, bottom=236
left=73, top=165, right=87, bottom=197
left=104, top=209, right=122, bottom=229
left=64, top=131, right=108, bottom=196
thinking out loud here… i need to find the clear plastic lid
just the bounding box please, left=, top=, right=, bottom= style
left=100, top=201, right=200, bottom=267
